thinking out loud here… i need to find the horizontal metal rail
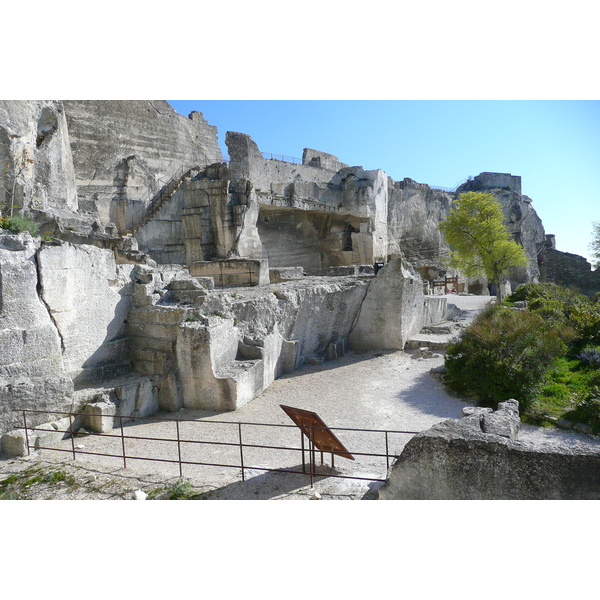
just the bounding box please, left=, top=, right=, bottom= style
left=14, top=409, right=418, bottom=487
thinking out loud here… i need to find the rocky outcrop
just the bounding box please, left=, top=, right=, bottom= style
left=348, top=258, right=434, bottom=351
left=0, top=100, right=78, bottom=223
left=36, top=242, right=134, bottom=385
left=0, top=233, right=73, bottom=435
left=62, top=101, right=222, bottom=231
left=379, top=400, right=600, bottom=499
left=0, top=232, right=141, bottom=451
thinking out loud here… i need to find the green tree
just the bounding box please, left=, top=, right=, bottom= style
left=438, top=191, right=527, bottom=302
left=590, top=222, right=600, bottom=270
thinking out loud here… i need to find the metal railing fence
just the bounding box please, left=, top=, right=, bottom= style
left=14, top=409, right=419, bottom=487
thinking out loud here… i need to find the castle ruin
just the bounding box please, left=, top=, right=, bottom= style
left=1, top=100, right=598, bottom=452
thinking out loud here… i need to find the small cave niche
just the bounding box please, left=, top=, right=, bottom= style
left=342, top=223, right=357, bottom=251
left=236, top=340, right=263, bottom=362
left=36, top=108, right=59, bottom=148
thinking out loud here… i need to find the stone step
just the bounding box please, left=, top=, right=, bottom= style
left=420, top=321, right=460, bottom=335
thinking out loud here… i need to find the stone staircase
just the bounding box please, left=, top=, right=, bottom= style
left=126, top=165, right=199, bottom=234
left=405, top=320, right=463, bottom=351
left=405, top=295, right=493, bottom=352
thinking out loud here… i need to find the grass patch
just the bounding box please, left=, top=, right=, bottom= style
left=0, top=466, right=77, bottom=499
left=146, top=478, right=209, bottom=500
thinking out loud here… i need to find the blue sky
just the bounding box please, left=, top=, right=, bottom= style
left=168, top=100, right=599, bottom=265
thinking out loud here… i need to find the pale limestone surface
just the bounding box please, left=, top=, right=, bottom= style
left=37, top=242, right=134, bottom=384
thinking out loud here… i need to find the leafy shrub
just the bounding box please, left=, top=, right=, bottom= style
left=508, top=283, right=600, bottom=342
left=570, top=302, right=600, bottom=343
left=0, top=214, right=39, bottom=236
left=444, top=305, right=574, bottom=411
left=507, top=282, right=580, bottom=306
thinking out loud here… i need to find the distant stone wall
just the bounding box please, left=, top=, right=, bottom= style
left=457, top=172, right=522, bottom=195
left=539, top=246, right=600, bottom=295
left=302, top=148, right=348, bottom=171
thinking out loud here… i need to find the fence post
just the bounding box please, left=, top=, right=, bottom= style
left=120, top=416, right=127, bottom=469
left=385, top=431, right=390, bottom=471
left=69, top=413, right=76, bottom=461
left=309, top=425, right=314, bottom=487
left=22, top=411, right=30, bottom=456
left=238, top=423, right=245, bottom=481
left=176, top=420, right=183, bottom=478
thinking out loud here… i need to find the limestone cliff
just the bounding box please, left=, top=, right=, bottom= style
left=62, top=100, right=222, bottom=232
left=0, top=100, right=78, bottom=221
left=1, top=100, right=597, bottom=452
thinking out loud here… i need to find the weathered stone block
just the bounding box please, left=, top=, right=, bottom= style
left=1, top=429, right=30, bottom=456
left=33, top=423, right=66, bottom=449
left=84, top=402, right=117, bottom=433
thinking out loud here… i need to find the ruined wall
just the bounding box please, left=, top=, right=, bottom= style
left=539, top=244, right=600, bottom=295
left=62, top=101, right=222, bottom=230
left=457, top=172, right=522, bottom=195
left=225, top=132, right=388, bottom=273
left=129, top=272, right=372, bottom=412
left=125, top=264, right=442, bottom=413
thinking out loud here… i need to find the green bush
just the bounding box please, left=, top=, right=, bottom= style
left=0, top=214, right=39, bottom=236
left=444, top=305, right=574, bottom=411
left=508, top=282, right=600, bottom=342
left=570, top=302, right=600, bottom=343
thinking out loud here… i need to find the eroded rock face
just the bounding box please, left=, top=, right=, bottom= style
left=379, top=399, right=600, bottom=500
left=348, top=258, right=429, bottom=351
left=37, top=242, right=134, bottom=385
left=62, top=101, right=222, bottom=229
left=0, top=233, right=73, bottom=435
left=0, top=235, right=140, bottom=448
left=0, top=100, right=78, bottom=219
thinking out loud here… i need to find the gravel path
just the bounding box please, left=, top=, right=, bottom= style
left=3, top=294, right=600, bottom=500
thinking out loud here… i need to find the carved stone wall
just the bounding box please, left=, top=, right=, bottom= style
left=62, top=101, right=222, bottom=228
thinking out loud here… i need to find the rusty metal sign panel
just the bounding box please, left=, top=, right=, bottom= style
left=280, top=405, right=354, bottom=460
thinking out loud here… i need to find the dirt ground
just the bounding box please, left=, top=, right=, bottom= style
left=3, top=294, right=600, bottom=500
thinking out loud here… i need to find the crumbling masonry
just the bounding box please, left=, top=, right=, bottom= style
left=1, top=100, right=598, bottom=454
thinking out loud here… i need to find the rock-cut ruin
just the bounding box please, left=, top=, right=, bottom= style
left=1, top=99, right=599, bottom=455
